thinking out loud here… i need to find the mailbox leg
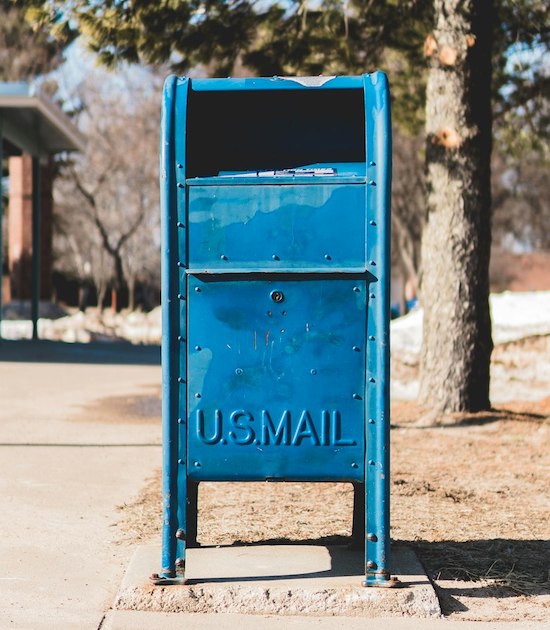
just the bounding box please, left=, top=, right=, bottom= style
left=363, top=376, right=397, bottom=586
left=363, top=415, right=397, bottom=586
left=157, top=420, right=187, bottom=583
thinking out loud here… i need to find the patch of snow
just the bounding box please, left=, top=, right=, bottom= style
left=0, top=305, right=162, bottom=345
left=391, top=290, right=550, bottom=358
left=390, top=308, right=423, bottom=359
left=1, top=291, right=549, bottom=352
left=490, top=291, right=550, bottom=344
left=391, top=378, right=419, bottom=401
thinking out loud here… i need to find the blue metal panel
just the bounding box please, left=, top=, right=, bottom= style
left=173, top=76, right=191, bottom=577
left=188, top=183, right=366, bottom=271
left=363, top=72, right=392, bottom=586
left=186, top=275, right=366, bottom=482
left=160, top=75, right=188, bottom=578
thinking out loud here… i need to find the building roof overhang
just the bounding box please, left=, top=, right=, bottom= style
left=0, top=82, right=85, bottom=158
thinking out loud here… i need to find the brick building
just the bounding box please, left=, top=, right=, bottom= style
left=0, top=82, right=84, bottom=338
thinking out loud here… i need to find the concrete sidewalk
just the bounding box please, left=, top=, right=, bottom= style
left=2, top=341, right=545, bottom=630
left=0, top=341, right=162, bottom=629
left=103, top=611, right=548, bottom=630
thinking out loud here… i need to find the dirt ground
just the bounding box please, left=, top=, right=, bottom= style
left=114, top=336, right=549, bottom=622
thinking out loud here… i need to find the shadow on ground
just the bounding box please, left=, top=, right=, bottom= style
left=391, top=409, right=548, bottom=430
left=410, top=538, right=550, bottom=597
left=74, top=389, right=162, bottom=425
left=0, top=339, right=160, bottom=365
left=201, top=537, right=550, bottom=594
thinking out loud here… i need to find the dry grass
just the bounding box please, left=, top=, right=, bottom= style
left=115, top=399, right=550, bottom=621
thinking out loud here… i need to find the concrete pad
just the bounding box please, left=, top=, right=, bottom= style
left=103, top=610, right=550, bottom=630
left=113, top=544, right=441, bottom=618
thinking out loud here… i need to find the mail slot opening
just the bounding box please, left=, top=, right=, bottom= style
left=186, top=87, right=366, bottom=177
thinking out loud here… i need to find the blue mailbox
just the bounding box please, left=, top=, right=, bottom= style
left=160, top=74, right=393, bottom=586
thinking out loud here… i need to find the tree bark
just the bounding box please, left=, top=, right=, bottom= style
left=97, top=285, right=107, bottom=312
left=419, top=0, right=494, bottom=412
left=128, top=278, right=136, bottom=312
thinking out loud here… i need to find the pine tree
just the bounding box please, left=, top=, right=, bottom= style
left=0, top=0, right=69, bottom=81
left=20, top=0, right=549, bottom=412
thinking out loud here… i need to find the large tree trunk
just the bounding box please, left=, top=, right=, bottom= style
left=419, top=0, right=494, bottom=412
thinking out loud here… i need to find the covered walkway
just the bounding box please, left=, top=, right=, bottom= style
left=0, top=82, right=85, bottom=339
